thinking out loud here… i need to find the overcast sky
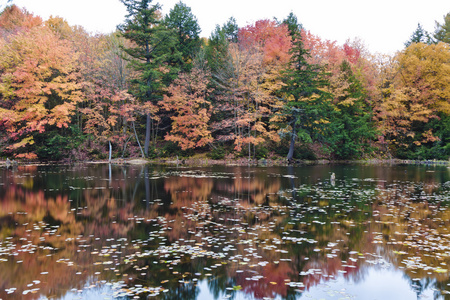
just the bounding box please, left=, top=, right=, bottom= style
left=10, top=0, right=450, bottom=54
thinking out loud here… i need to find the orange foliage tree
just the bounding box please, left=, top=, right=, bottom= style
left=0, top=5, right=42, bottom=37
left=0, top=26, right=82, bottom=158
left=77, top=31, right=144, bottom=157
left=161, top=66, right=213, bottom=150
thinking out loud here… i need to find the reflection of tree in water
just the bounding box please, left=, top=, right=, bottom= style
left=0, top=165, right=161, bottom=299
left=168, top=283, right=199, bottom=299
left=1, top=165, right=450, bottom=299
left=404, top=276, right=435, bottom=300
left=0, top=177, right=87, bottom=299
left=107, top=167, right=450, bottom=299
left=432, top=278, right=450, bottom=300
left=271, top=174, right=450, bottom=298
left=208, top=275, right=236, bottom=300
left=365, top=179, right=450, bottom=300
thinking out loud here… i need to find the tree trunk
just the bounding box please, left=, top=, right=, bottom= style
left=132, top=121, right=145, bottom=158
left=248, top=123, right=251, bottom=160
left=287, top=122, right=296, bottom=161
left=121, top=135, right=133, bottom=158
left=287, top=133, right=295, bottom=161
left=109, top=141, right=112, bottom=163
left=144, top=113, right=151, bottom=156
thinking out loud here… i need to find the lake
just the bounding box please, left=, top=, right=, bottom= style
left=1, top=163, right=450, bottom=299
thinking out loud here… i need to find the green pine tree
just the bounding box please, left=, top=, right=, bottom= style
left=206, top=17, right=238, bottom=73
left=118, top=0, right=180, bottom=156
left=405, top=23, right=432, bottom=47
left=434, top=12, right=450, bottom=44
left=327, top=60, right=377, bottom=159
left=282, top=12, right=303, bottom=38
left=164, top=1, right=202, bottom=72
left=280, top=32, right=332, bottom=161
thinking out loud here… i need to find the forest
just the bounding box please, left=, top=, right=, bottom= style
left=0, top=1, right=449, bottom=162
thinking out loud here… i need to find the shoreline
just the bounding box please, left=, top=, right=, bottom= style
left=0, top=157, right=449, bottom=167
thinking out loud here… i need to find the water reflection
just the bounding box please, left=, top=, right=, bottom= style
left=0, top=164, right=449, bottom=299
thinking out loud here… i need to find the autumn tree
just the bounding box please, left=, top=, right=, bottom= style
left=79, top=35, right=142, bottom=157
left=211, top=44, right=264, bottom=154
left=238, top=19, right=291, bottom=65
left=207, top=21, right=289, bottom=158
left=45, top=15, right=73, bottom=39
left=236, top=19, right=292, bottom=157
left=160, top=66, right=213, bottom=150
left=376, top=42, right=450, bottom=158
left=0, top=5, right=42, bottom=37
left=118, top=0, right=180, bottom=157
left=0, top=26, right=82, bottom=159
left=71, top=27, right=149, bottom=159
left=100, top=33, right=141, bottom=156
left=208, top=20, right=292, bottom=158
left=0, top=8, right=141, bottom=160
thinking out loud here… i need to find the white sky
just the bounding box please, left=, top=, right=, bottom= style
left=9, top=0, right=450, bottom=54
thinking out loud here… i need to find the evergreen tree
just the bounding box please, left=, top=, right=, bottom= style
left=434, top=12, right=450, bottom=44
left=327, top=60, right=377, bottom=159
left=206, top=17, right=238, bottom=73
left=405, top=23, right=432, bottom=47
left=220, top=16, right=239, bottom=43
left=117, top=0, right=180, bottom=156
left=282, top=12, right=302, bottom=38
left=280, top=32, right=332, bottom=161
left=164, top=1, right=201, bottom=72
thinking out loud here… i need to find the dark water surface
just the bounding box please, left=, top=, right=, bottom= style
left=1, top=163, right=450, bottom=299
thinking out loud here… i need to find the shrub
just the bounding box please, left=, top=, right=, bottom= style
left=207, top=145, right=226, bottom=160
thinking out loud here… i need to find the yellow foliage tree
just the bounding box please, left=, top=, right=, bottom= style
left=376, top=42, right=450, bottom=149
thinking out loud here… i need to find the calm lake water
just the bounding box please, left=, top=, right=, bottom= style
left=1, top=163, right=450, bottom=300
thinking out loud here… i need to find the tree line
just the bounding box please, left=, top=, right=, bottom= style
left=0, top=1, right=449, bottom=161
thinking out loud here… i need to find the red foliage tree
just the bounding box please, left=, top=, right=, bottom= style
left=238, top=19, right=292, bottom=65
